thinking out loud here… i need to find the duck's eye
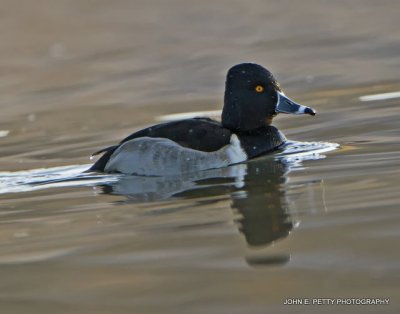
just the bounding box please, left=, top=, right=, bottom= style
left=255, top=85, right=264, bottom=93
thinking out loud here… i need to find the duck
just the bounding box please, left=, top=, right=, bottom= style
left=88, top=63, right=316, bottom=176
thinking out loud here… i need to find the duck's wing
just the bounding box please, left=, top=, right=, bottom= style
left=88, top=118, right=232, bottom=172
left=118, top=118, right=232, bottom=151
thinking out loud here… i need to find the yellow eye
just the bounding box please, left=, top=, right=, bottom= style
left=255, top=85, right=264, bottom=93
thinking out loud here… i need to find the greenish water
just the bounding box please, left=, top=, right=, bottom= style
left=0, top=1, right=400, bottom=313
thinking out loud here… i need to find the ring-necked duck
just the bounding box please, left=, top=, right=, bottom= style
left=88, top=63, right=316, bottom=175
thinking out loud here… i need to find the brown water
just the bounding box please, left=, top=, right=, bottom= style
left=1, top=1, right=400, bottom=313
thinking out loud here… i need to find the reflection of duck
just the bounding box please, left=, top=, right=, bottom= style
left=100, top=165, right=247, bottom=202
left=232, top=158, right=292, bottom=248
left=89, top=63, right=316, bottom=176
left=99, top=154, right=301, bottom=252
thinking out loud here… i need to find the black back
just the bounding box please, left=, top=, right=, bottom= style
left=89, top=118, right=232, bottom=171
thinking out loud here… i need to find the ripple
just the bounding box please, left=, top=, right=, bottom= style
left=0, top=165, right=119, bottom=194
left=0, top=141, right=338, bottom=195
left=276, top=140, right=339, bottom=165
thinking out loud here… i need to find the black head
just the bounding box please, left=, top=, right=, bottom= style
left=222, top=63, right=315, bottom=132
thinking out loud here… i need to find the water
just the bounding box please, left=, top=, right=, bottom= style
left=1, top=1, right=400, bottom=313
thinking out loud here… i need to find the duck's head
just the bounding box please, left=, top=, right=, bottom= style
left=222, top=63, right=316, bottom=132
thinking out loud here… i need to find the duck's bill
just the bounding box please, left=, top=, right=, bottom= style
left=275, top=91, right=316, bottom=116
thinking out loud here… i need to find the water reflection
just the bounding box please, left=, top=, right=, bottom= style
left=98, top=153, right=322, bottom=265
left=231, top=159, right=292, bottom=248
left=0, top=141, right=336, bottom=267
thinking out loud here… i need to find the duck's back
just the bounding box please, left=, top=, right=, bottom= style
left=120, top=118, right=231, bottom=151
left=89, top=118, right=232, bottom=172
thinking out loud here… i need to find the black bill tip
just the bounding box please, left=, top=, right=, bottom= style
left=304, top=107, right=316, bottom=116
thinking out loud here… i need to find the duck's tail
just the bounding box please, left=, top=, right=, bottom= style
left=84, top=145, right=119, bottom=172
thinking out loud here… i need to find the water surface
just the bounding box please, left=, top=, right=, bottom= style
left=1, top=1, right=400, bottom=313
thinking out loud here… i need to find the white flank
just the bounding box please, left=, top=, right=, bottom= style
left=225, top=134, right=248, bottom=164
left=104, top=135, right=247, bottom=176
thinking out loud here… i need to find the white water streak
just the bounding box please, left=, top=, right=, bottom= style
left=156, top=110, right=221, bottom=122
left=359, top=91, right=400, bottom=102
